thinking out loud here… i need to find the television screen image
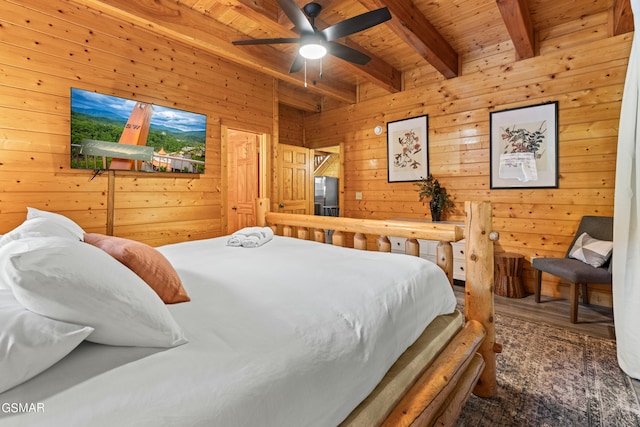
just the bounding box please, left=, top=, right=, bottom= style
left=70, top=88, right=207, bottom=173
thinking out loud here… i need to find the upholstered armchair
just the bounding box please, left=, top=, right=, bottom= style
left=532, top=216, right=613, bottom=323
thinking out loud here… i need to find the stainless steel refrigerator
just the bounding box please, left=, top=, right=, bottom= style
left=314, top=176, right=339, bottom=216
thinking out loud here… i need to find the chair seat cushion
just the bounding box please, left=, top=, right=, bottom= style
left=532, top=257, right=612, bottom=284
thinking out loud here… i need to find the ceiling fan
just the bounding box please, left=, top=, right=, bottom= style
left=232, top=0, right=392, bottom=73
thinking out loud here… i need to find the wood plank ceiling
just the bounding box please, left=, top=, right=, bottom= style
left=75, top=0, right=633, bottom=110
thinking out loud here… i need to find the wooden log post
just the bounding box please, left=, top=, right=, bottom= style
left=465, top=201, right=497, bottom=397
left=256, top=198, right=269, bottom=226
left=297, top=227, right=310, bottom=241
left=107, top=171, right=115, bottom=235
left=354, top=233, right=367, bottom=250
left=314, top=228, right=325, bottom=243
left=437, top=241, right=454, bottom=287
left=405, top=238, right=419, bottom=256
left=377, top=235, right=391, bottom=252
left=332, top=230, right=346, bottom=247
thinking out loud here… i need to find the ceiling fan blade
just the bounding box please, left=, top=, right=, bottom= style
left=327, top=41, right=371, bottom=65
left=289, top=54, right=305, bottom=73
left=321, top=7, right=391, bottom=41
left=276, top=0, right=314, bottom=34
left=232, top=37, right=300, bottom=45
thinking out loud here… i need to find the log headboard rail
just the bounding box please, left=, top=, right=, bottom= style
left=256, top=198, right=464, bottom=247
left=261, top=210, right=464, bottom=242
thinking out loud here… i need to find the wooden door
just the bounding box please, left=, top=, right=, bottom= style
left=228, top=131, right=259, bottom=232
left=277, top=144, right=313, bottom=214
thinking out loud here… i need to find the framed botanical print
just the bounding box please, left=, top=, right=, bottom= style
left=490, top=101, right=559, bottom=189
left=387, top=115, right=429, bottom=182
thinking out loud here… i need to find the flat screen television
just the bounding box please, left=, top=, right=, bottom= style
left=70, top=88, right=207, bottom=174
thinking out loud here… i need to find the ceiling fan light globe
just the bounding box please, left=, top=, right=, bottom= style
left=299, top=43, right=327, bottom=59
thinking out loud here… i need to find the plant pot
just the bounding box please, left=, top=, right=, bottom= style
left=430, top=200, right=442, bottom=221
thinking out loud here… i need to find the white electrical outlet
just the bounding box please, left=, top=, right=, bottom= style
left=355, top=192, right=363, bottom=200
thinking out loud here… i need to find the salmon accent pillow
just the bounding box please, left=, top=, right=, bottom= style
left=83, top=233, right=190, bottom=304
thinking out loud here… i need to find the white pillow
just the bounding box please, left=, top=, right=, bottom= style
left=0, top=210, right=85, bottom=249
left=0, top=289, right=94, bottom=394
left=26, top=207, right=85, bottom=240
left=0, top=234, right=59, bottom=289
left=1, top=237, right=187, bottom=348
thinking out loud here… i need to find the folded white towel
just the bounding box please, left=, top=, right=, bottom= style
left=227, top=227, right=258, bottom=246
left=242, top=227, right=274, bottom=248
left=226, top=234, right=246, bottom=247
left=227, top=227, right=274, bottom=248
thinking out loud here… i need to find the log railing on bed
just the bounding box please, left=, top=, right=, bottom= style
left=256, top=198, right=498, bottom=426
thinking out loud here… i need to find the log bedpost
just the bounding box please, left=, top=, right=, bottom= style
left=436, top=241, right=454, bottom=286
left=465, top=201, right=497, bottom=397
left=256, top=198, right=269, bottom=227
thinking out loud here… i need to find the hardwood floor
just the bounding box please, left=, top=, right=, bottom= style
left=453, top=283, right=640, bottom=399
left=453, top=284, right=615, bottom=340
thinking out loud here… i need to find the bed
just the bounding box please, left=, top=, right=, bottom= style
left=0, top=199, right=497, bottom=426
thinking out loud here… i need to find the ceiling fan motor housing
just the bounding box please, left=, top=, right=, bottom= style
left=303, top=2, right=323, bottom=20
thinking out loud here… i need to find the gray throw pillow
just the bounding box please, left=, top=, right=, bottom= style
left=568, top=232, right=613, bottom=268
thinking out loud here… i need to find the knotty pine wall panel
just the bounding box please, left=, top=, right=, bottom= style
left=0, top=0, right=274, bottom=245
left=279, top=104, right=305, bottom=147
left=305, top=21, right=631, bottom=305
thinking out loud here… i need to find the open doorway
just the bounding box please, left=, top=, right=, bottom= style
left=313, top=145, right=342, bottom=217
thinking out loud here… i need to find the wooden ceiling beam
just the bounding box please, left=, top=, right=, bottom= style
left=359, top=0, right=459, bottom=79
left=235, top=0, right=280, bottom=22
left=496, top=0, right=535, bottom=60
left=278, top=83, right=322, bottom=112
left=612, top=0, right=634, bottom=36
left=338, top=38, right=402, bottom=93
left=228, top=0, right=288, bottom=34
left=71, top=0, right=357, bottom=103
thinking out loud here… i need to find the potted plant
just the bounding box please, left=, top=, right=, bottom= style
left=414, top=174, right=454, bottom=221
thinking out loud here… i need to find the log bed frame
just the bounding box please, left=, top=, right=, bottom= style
left=256, top=199, right=498, bottom=426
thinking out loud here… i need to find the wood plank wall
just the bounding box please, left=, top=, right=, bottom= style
left=0, top=0, right=275, bottom=246
left=304, top=11, right=632, bottom=306
left=279, top=104, right=305, bottom=147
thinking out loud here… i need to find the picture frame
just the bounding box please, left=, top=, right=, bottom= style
left=490, top=101, right=558, bottom=189
left=386, top=115, right=429, bottom=182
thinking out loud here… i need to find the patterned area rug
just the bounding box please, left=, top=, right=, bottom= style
left=457, top=314, right=640, bottom=426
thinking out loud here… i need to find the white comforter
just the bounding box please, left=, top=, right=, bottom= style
left=0, top=236, right=455, bottom=427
